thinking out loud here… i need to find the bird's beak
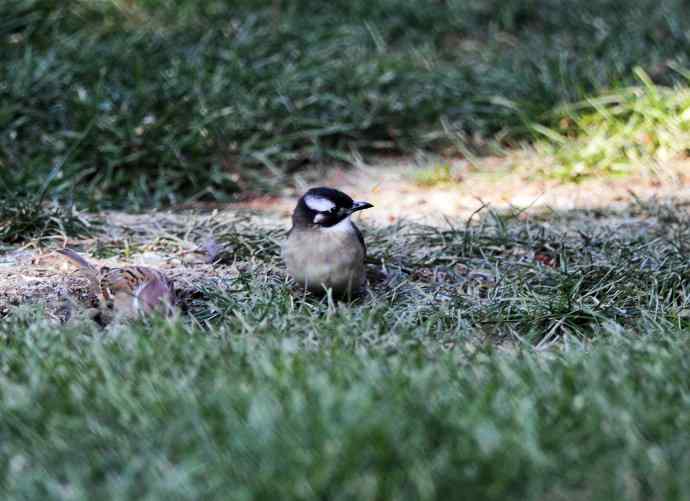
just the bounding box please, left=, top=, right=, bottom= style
left=348, top=201, right=374, bottom=214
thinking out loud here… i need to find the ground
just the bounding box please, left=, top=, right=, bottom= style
left=2, top=161, right=690, bottom=499
left=2, top=155, right=688, bottom=330
left=4, top=1, right=690, bottom=497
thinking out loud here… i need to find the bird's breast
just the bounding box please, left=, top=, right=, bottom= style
left=283, top=225, right=365, bottom=294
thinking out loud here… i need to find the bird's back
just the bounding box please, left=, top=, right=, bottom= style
left=100, top=266, right=175, bottom=312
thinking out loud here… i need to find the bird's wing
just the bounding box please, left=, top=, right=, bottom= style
left=136, top=276, right=176, bottom=313
left=353, top=224, right=366, bottom=255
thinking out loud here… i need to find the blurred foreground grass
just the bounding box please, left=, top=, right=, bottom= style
left=2, top=309, right=689, bottom=500
left=2, top=0, right=690, bottom=209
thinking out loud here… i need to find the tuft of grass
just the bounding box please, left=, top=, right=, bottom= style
left=532, top=68, right=690, bottom=180
left=0, top=195, right=98, bottom=243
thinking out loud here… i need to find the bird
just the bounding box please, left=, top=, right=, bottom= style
left=57, top=248, right=176, bottom=318
left=283, top=187, right=374, bottom=298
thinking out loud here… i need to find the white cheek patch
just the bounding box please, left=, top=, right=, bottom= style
left=322, top=216, right=354, bottom=234
left=304, top=195, right=336, bottom=213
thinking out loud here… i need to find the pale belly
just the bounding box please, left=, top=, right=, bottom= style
left=283, top=228, right=365, bottom=296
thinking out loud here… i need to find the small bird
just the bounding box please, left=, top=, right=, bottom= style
left=57, top=248, right=176, bottom=318
left=283, top=187, right=374, bottom=298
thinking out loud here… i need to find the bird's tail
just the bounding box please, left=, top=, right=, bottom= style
left=57, top=248, right=98, bottom=271
left=57, top=248, right=101, bottom=297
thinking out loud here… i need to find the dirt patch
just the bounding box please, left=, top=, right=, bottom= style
left=228, top=154, right=690, bottom=225
left=0, top=212, right=276, bottom=321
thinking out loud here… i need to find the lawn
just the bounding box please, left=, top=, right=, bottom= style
left=2, top=306, right=690, bottom=500
left=3, top=200, right=690, bottom=500
left=4, top=0, right=690, bottom=207
left=3, top=1, right=690, bottom=500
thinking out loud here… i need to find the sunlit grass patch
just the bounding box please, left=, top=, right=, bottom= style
left=410, top=162, right=463, bottom=187
left=532, top=68, right=690, bottom=180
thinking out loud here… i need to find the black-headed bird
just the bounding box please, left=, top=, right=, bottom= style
left=283, top=187, right=374, bottom=298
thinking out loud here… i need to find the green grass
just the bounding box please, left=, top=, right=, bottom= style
left=411, top=162, right=462, bottom=187
left=2, top=201, right=690, bottom=499
left=0, top=194, right=97, bottom=244
left=3, top=0, right=690, bottom=207
left=532, top=68, right=690, bottom=180
left=2, top=307, right=690, bottom=499
left=4, top=1, right=690, bottom=497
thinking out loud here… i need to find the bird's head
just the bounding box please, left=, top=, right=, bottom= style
left=292, top=187, right=373, bottom=228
